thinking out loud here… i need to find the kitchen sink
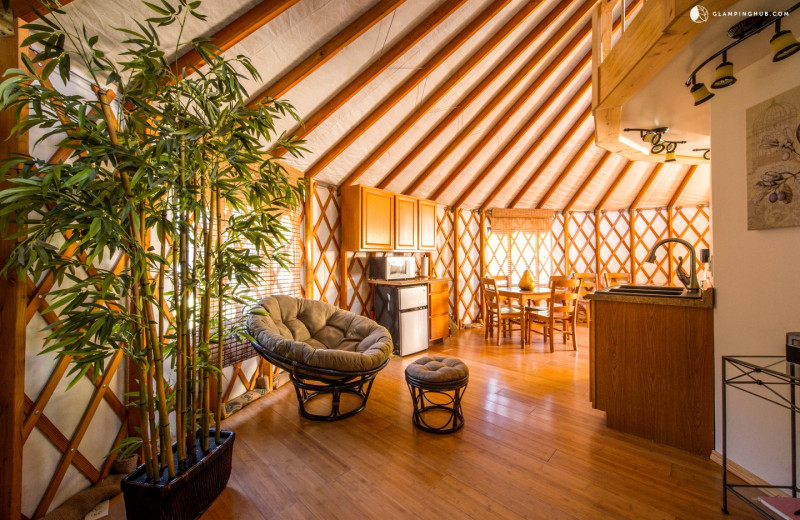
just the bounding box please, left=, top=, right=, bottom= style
left=603, top=284, right=702, bottom=299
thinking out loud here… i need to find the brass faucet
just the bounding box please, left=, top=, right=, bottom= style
left=644, top=238, right=700, bottom=292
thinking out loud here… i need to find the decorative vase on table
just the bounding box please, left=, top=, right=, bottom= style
left=518, top=270, right=535, bottom=291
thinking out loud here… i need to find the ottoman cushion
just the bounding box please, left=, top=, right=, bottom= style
left=406, top=356, right=469, bottom=383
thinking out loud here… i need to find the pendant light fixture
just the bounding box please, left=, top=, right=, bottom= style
left=685, top=3, right=800, bottom=106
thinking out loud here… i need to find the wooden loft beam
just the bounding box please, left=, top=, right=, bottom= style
left=172, top=0, right=301, bottom=77
left=475, top=76, right=591, bottom=210
left=374, top=0, right=593, bottom=190
left=0, top=17, right=28, bottom=520
left=247, top=0, right=407, bottom=107
left=594, top=160, right=634, bottom=210
left=668, top=164, right=698, bottom=208
left=508, top=106, right=592, bottom=208
left=534, top=133, right=595, bottom=209
left=453, top=46, right=592, bottom=210
left=304, top=0, right=513, bottom=178
left=338, top=0, right=544, bottom=188
left=563, top=150, right=613, bottom=213
left=629, top=162, right=664, bottom=210
left=277, top=0, right=467, bottom=154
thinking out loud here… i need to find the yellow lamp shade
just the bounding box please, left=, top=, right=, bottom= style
left=691, top=82, right=714, bottom=105
left=711, top=61, right=736, bottom=88
left=643, top=132, right=661, bottom=145
left=771, top=30, right=800, bottom=62
left=665, top=150, right=676, bottom=162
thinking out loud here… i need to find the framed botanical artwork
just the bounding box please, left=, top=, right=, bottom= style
left=746, top=84, right=800, bottom=230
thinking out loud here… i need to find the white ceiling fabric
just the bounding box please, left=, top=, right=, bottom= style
left=58, top=0, right=711, bottom=211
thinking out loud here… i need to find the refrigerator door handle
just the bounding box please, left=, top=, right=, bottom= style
left=399, top=306, right=428, bottom=313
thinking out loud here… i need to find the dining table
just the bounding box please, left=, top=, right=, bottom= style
left=494, top=286, right=556, bottom=345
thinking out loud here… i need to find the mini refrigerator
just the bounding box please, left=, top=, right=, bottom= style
left=374, top=284, right=428, bottom=356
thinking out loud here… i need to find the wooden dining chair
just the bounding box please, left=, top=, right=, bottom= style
left=525, top=278, right=581, bottom=351
left=573, top=273, right=596, bottom=325
left=482, top=277, right=524, bottom=347
left=603, top=272, right=631, bottom=287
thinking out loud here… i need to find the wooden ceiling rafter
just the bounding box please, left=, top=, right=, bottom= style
left=507, top=105, right=592, bottom=208
left=595, top=160, right=635, bottom=210
left=7, top=0, right=76, bottom=21
left=399, top=6, right=594, bottom=197
left=246, top=0, right=408, bottom=107
left=372, top=0, right=592, bottom=190
left=303, top=0, right=514, bottom=178
left=276, top=0, right=469, bottom=154
left=476, top=76, right=591, bottom=210
left=339, top=0, right=546, bottom=188
left=453, top=48, right=592, bottom=210
left=534, top=133, right=596, bottom=209
left=563, top=150, right=613, bottom=213
left=668, top=165, right=698, bottom=208
left=171, top=0, right=301, bottom=77
left=629, top=162, right=665, bottom=210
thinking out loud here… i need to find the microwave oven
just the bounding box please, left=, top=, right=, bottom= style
left=369, top=256, right=416, bottom=281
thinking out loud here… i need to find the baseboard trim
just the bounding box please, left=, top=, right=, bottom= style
left=710, top=451, right=788, bottom=497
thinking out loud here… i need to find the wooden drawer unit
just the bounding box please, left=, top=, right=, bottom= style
left=418, top=199, right=437, bottom=251
left=394, top=194, right=417, bottom=250
left=341, top=184, right=394, bottom=251
left=428, top=280, right=450, bottom=341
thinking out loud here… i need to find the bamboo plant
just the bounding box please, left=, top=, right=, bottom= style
left=0, top=0, right=305, bottom=481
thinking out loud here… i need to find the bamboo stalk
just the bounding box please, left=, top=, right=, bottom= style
left=173, top=192, right=185, bottom=467
left=215, top=187, right=223, bottom=445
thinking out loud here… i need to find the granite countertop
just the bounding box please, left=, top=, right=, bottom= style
left=367, top=277, right=450, bottom=286
left=586, top=287, right=714, bottom=309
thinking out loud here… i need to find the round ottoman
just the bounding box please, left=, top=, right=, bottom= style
left=405, top=356, right=469, bottom=434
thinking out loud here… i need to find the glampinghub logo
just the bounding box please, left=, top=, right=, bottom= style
left=690, top=5, right=710, bottom=23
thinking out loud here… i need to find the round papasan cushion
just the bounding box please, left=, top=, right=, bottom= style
left=247, top=295, right=393, bottom=373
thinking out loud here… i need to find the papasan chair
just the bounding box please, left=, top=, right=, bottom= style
left=247, top=295, right=393, bottom=421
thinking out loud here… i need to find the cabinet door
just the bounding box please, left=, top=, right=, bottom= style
left=418, top=199, right=437, bottom=251
left=394, top=195, right=417, bottom=250
left=361, top=187, right=394, bottom=250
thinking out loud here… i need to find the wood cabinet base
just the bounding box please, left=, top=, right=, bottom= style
left=590, top=296, right=714, bottom=457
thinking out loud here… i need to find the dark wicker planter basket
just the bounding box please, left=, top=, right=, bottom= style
left=121, top=429, right=234, bottom=520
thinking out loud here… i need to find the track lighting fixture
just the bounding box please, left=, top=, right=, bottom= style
left=624, top=127, right=669, bottom=152
left=711, top=52, right=736, bottom=89
left=685, top=3, right=800, bottom=106
left=693, top=148, right=711, bottom=160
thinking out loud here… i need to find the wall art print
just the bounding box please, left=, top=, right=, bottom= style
left=746, top=84, right=800, bottom=230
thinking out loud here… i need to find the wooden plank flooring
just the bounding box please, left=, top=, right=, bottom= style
left=109, top=326, right=763, bottom=519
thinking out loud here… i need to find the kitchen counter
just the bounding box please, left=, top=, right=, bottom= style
left=367, top=277, right=449, bottom=286
left=587, top=287, right=714, bottom=308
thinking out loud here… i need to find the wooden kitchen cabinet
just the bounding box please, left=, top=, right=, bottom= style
left=418, top=199, right=437, bottom=251
left=394, top=194, right=417, bottom=250
left=341, top=185, right=394, bottom=251
left=428, top=280, right=450, bottom=341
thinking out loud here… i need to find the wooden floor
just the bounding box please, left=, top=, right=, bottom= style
left=111, top=325, right=762, bottom=519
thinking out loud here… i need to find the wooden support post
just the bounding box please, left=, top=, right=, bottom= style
left=453, top=208, right=461, bottom=329
left=667, top=206, right=674, bottom=286
left=629, top=209, right=636, bottom=281
left=564, top=212, right=571, bottom=275
left=339, top=248, right=348, bottom=310
left=0, top=17, right=28, bottom=520
left=594, top=210, right=601, bottom=285
left=304, top=176, right=315, bottom=298
left=479, top=210, right=486, bottom=322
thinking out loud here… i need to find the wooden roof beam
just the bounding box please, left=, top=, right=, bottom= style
left=276, top=0, right=468, bottom=154
left=477, top=78, right=591, bottom=209
left=563, top=151, right=613, bottom=214
left=629, top=162, right=665, bottom=211
left=508, top=106, right=592, bottom=208
left=247, top=0, right=407, bottom=107
left=535, top=133, right=595, bottom=209
left=668, top=165, right=698, bottom=208
left=7, top=0, right=75, bottom=21
left=339, top=0, right=546, bottom=187
left=595, top=160, right=635, bottom=211
left=374, top=0, right=594, bottom=190
left=305, top=0, right=513, bottom=178
left=171, top=0, right=301, bottom=77
left=452, top=46, right=592, bottom=209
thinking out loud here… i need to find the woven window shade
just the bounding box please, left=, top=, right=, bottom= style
left=488, top=208, right=555, bottom=235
